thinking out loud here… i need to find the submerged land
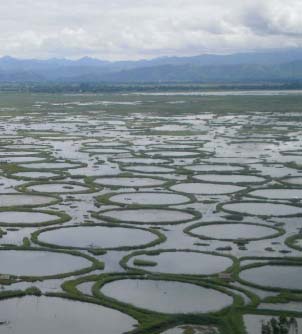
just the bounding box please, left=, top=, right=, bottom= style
left=0, top=91, right=301, bottom=333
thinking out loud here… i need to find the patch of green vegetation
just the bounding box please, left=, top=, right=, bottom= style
left=60, top=272, right=243, bottom=334
left=93, top=207, right=202, bottom=226
left=22, top=237, right=31, bottom=247
left=133, top=259, right=158, bottom=267
left=285, top=234, right=302, bottom=251
left=31, top=223, right=166, bottom=251
left=0, top=207, right=70, bottom=227
left=184, top=221, right=285, bottom=242
left=0, top=245, right=104, bottom=281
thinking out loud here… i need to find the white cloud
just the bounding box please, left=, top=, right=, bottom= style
left=1, top=0, right=302, bottom=60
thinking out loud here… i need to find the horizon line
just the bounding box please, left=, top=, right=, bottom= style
left=1, top=47, right=302, bottom=63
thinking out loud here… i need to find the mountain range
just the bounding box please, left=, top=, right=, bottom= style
left=2, top=48, right=302, bottom=83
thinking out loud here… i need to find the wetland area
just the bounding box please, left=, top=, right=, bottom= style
left=0, top=91, right=302, bottom=333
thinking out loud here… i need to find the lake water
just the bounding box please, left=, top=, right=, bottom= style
left=0, top=92, right=302, bottom=333
left=101, top=279, right=233, bottom=313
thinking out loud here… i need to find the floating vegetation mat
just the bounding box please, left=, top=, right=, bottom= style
left=0, top=92, right=301, bottom=334
left=127, top=250, right=233, bottom=275
left=97, top=208, right=199, bottom=224
left=34, top=224, right=164, bottom=250
left=11, top=171, right=60, bottom=180
left=20, top=182, right=93, bottom=194
left=0, top=194, right=59, bottom=207
left=0, top=250, right=91, bottom=278
left=93, top=176, right=167, bottom=188
left=193, top=174, right=266, bottom=184
left=0, top=296, right=137, bottom=334
left=103, top=191, right=192, bottom=206
left=0, top=209, right=68, bottom=227
left=185, top=222, right=283, bottom=241
left=184, top=164, right=244, bottom=172
left=248, top=188, right=302, bottom=199
left=170, top=182, right=245, bottom=195
left=101, top=279, right=233, bottom=314
left=221, top=201, right=302, bottom=217
left=240, top=264, right=302, bottom=291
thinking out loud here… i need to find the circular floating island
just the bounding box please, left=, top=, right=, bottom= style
left=84, top=141, right=128, bottom=148
left=170, top=182, right=244, bottom=195
left=144, top=150, right=201, bottom=158
left=21, top=182, right=93, bottom=194
left=34, top=225, right=164, bottom=250
left=103, top=192, right=192, bottom=206
left=209, top=157, right=260, bottom=164
left=121, top=165, right=175, bottom=174
left=185, top=164, right=244, bottom=173
left=0, top=250, right=92, bottom=278
left=281, top=176, right=302, bottom=186
left=12, top=171, right=61, bottom=180
left=248, top=188, right=302, bottom=200
left=193, top=174, right=266, bottom=184
left=1, top=156, right=46, bottom=163
left=240, top=264, right=302, bottom=291
left=0, top=151, right=41, bottom=157
left=0, top=194, right=59, bottom=208
left=3, top=144, right=51, bottom=150
left=128, top=250, right=233, bottom=275
left=221, top=201, right=302, bottom=217
left=93, top=176, right=167, bottom=188
left=18, top=162, right=84, bottom=170
left=112, top=157, right=171, bottom=165
left=0, top=210, right=69, bottom=227
left=149, top=144, right=197, bottom=150
left=0, top=296, right=137, bottom=334
left=84, top=148, right=130, bottom=154
left=185, top=222, right=283, bottom=241
left=97, top=208, right=199, bottom=225
left=101, top=279, right=233, bottom=314
left=286, top=234, right=302, bottom=251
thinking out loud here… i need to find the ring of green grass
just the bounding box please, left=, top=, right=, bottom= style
left=16, top=179, right=100, bottom=195
left=120, top=249, right=236, bottom=278
left=109, top=155, right=174, bottom=165
left=279, top=176, right=302, bottom=188
left=236, top=259, right=302, bottom=294
left=218, top=200, right=302, bottom=218
left=0, top=208, right=70, bottom=227
left=0, top=245, right=104, bottom=281
left=190, top=173, right=269, bottom=186
left=91, top=174, right=171, bottom=189
left=245, top=185, right=302, bottom=203
left=60, top=273, right=223, bottom=334
left=7, top=170, right=65, bottom=181
left=0, top=192, right=62, bottom=209
left=143, top=149, right=209, bottom=159
left=15, top=158, right=88, bottom=171
left=97, top=191, right=195, bottom=207
left=81, top=140, right=130, bottom=148
left=93, top=207, right=202, bottom=225
left=182, top=162, right=249, bottom=174
left=31, top=223, right=166, bottom=251
left=184, top=221, right=285, bottom=242
left=94, top=274, right=237, bottom=319
left=119, top=164, right=176, bottom=174
left=285, top=234, right=302, bottom=252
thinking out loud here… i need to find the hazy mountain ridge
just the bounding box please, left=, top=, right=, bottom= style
left=2, top=49, right=302, bottom=83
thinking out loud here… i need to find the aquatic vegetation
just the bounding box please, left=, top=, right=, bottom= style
left=0, top=92, right=301, bottom=334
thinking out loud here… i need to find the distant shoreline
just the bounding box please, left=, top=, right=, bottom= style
left=1, top=82, right=302, bottom=93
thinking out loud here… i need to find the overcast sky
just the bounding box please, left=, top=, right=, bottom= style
left=1, top=0, right=302, bottom=60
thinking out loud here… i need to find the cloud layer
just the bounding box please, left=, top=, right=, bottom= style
left=1, top=0, right=302, bottom=60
